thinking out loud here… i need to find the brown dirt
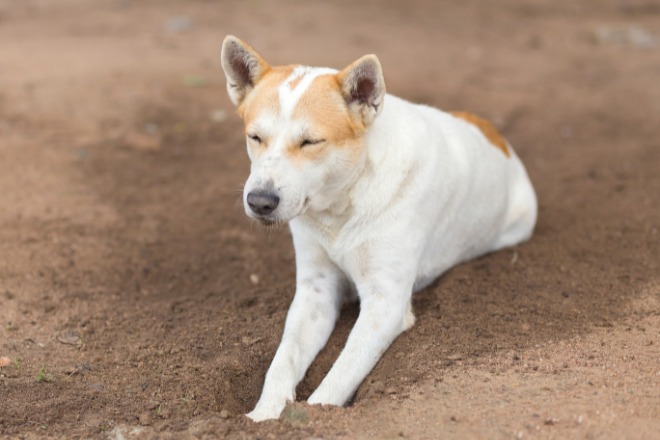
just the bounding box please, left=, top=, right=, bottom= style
left=1, top=1, right=659, bottom=439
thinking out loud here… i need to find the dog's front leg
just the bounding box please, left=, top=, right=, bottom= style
left=307, top=274, right=415, bottom=407
left=247, top=246, right=345, bottom=422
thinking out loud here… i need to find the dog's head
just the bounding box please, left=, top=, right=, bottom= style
left=221, top=36, right=385, bottom=225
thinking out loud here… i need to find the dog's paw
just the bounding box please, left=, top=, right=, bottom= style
left=246, top=402, right=285, bottom=422
left=246, top=408, right=279, bottom=422
left=307, top=389, right=343, bottom=407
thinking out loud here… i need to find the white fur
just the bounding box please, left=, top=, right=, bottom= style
left=222, top=41, right=537, bottom=422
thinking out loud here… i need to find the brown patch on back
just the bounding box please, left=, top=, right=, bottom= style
left=451, top=111, right=510, bottom=157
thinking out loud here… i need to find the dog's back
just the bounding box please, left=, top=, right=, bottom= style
left=342, top=94, right=537, bottom=290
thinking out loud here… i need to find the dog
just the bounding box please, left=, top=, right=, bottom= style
left=220, top=35, right=537, bottom=422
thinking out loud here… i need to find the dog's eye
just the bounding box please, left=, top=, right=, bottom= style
left=248, top=134, right=262, bottom=144
left=300, top=139, right=324, bottom=148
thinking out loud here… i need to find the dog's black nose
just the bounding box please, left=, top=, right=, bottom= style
left=247, top=190, right=280, bottom=215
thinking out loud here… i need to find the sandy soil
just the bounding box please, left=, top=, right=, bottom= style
left=0, top=1, right=658, bottom=439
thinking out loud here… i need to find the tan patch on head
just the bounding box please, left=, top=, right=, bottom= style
left=285, top=74, right=364, bottom=165
left=294, top=74, right=362, bottom=143
left=287, top=74, right=304, bottom=91
left=239, top=66, right=367, bottom=166
left=451, top=111, right=510, bottom=157
left=238, top=65, right=297, bottom=123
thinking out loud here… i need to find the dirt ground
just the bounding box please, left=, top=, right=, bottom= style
left=0, top=0, right=658, bottom=439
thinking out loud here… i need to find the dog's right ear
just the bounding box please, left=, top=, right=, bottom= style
left=338, top=54, right=386, bottom=126
left=221, top=36, right=270, bottom=106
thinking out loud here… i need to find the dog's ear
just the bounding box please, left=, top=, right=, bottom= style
left=221, top=36, right=270, bottom=106
left=338, top=55, right=386, bottom=126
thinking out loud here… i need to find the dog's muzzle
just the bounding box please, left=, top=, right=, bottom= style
left=247, top=190, right=280, bottom=216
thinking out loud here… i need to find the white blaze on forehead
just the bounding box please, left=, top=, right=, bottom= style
left=278, top=66, right=337, bottom=118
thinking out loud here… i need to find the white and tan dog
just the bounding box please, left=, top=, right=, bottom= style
left=220, top=36, right=537, bottom=422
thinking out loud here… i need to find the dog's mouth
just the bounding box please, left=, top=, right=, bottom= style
left=248, top=211, right=286, bottom=227
left=256, top=217, right=278, bottom=226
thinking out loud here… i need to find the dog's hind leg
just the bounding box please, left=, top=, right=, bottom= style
left=493, top=155, right=538, bottom=251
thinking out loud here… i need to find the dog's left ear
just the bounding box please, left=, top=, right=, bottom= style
left=338, top=55, right=386, bottom=126
left=221, top=36, right=270, bottom=106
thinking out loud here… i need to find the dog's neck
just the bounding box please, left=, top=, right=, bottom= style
left=294, top=141, right=371, bottom=239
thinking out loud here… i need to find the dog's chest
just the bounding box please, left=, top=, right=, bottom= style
left=293, top=213, right=365, bottom=270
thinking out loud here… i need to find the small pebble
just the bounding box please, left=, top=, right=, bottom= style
left=139, top=411, right=153, bottom=426
left=594, top=25, right=658, bottom=48
left=559, top=126, right=574, bottom=139
left=88, top=383, right=104, bottom=392
left=57, top=329, right=82, bottom=346
left=210, top=109, right=228, bottom=123
left=281, top=403, right=308, bottom=426
left=144, top=123, right=159, bottom=135
left=220, top=409, right=229, bottom=419
left=371, top=380, right=385, bottom=394
left=124, top=131, right=161, bottom=151
left=182, top=74, right=207, bottom=88
left=165, top=17, right=192, bottom=33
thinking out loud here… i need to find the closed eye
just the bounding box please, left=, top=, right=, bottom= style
left=300, top=139, right=324, bottom=148
left=248, top=134, right=262, bottom=144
